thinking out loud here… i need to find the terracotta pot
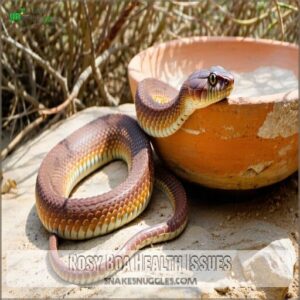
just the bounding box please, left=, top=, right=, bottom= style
left=128, top=37, right=298, bottom=190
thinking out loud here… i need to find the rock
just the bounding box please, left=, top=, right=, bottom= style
left=291, top=232, right=299, bottom=241
left=214, top=286, right=230, bottom=294
left=285, top=290, right=297, bottom=298
left=240, top=239, right=296, bottom=287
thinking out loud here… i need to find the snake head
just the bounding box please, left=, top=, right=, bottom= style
left=181, top=66, right=234, bottom=109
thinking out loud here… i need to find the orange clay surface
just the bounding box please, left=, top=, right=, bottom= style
left=128, top=37, right=298, bottom=189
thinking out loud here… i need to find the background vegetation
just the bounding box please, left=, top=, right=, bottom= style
left=1, top=0, right=299, bottom=159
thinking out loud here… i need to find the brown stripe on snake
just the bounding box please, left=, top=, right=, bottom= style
left=36, top=66, right=234, bottom=284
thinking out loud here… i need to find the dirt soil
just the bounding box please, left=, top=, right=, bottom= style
left=2, top=104, right=298, bottom=299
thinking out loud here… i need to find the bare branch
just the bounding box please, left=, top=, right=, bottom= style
left=273, top=0, right=285, bottom=40
left=96, top=1, right=139, bottom=53
left=83, top=0, right=118, bottom=106
left=2, top=35, right=69, bottom=98
left=40, top=45, right=123, bottom=115
left=1, top=116, right=45, bottom=160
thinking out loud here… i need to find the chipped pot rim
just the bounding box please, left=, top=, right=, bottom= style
left=128, top=36, right=298, bottom=106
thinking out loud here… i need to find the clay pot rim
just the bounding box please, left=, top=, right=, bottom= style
left=128, top=36, right=298, bottom=105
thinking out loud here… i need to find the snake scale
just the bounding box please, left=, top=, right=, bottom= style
left=36, top=66, right=234, bottom=284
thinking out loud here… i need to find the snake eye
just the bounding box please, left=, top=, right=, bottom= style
left=209, top=73, right=217, bottom=86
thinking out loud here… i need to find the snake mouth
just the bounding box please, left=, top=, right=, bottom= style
left=221, top=83, right=234, bottom=99
left=225, top=86, right=234, bottom=97
left=208, top=86, right=233, bottom=105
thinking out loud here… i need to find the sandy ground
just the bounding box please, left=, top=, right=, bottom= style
left=2, top=104, right=298, bottom=299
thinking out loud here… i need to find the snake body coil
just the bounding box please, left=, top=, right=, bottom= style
left=36, top=66, right=234, bottom=284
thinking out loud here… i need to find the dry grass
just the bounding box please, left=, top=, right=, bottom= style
left=1, top=0, right=299, bottom=159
